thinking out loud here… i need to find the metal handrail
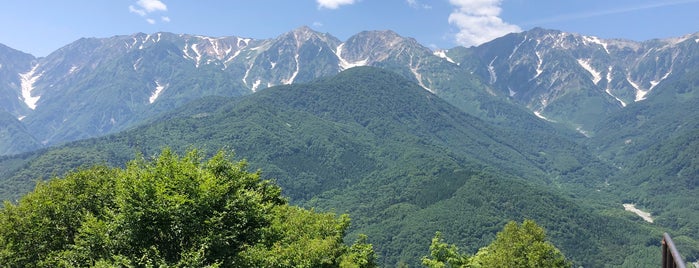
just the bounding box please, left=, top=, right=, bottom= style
left=662, top=233, right=686, bottom=268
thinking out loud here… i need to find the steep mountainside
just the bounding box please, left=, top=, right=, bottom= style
left=0, top=45, right=38, bottom=155
left=0, top=110, right=40, bottom=155
left=444, top=28, right=699, bottom=132
left=0, top=44, right=35, bottom=118
left=2, top=27, right=698, bottom=155
left=0, top=27, right=495, bottom=154
left=584, top=68, right=699, bottom=259
left=0, top=67, right=664, bottom=266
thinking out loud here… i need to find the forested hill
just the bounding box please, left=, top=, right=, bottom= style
left=0, top=67, right=669, bottom=266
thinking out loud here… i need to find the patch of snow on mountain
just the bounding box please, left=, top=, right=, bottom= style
left=133, top=57, right=143, bottom=71
left=17, top=115, right=26, bottom=121
left=534, top=111, right=555, bottom=122
left=283, top=54, right=300, bottom=84
left=534, top=51, right=544, bottom=79
left=224, top=49, right=242, bottom=69
left=149, top=81, right=166, bottom=104
left=696, top=38, right=699, bottom=43
left=605, top=66, right=626, bottom=107
left=129, top=38, right=138, bottom=49
left=409, top=55, right=434, bottom=93
left=335, top=43, right=367, bottom=70
left=139, top=34, right=151, bottom=49
left=583, top=35, right=609, bottom=54
left=577, top=59, right=601, bottom=84
left=487, top=57, right=497, bottom=84
left=191, top=43, right=203, bottom=68
left=576, top=126, right=591, bottom=138
left=508, top=88, right=516, bottom=97
left=242, top=62, right=254, bottom=85
left=19, top=64, right=43, bottom=110
left=182, top=43, right=194, bottom=60
left=252, top=79, right=262, bottom=92
left=627, top=75, right=648, bottom=101
left=68, top=65, right=78, bottom=74
left=533, top=98, right=556, bottom=122
left=270, top=61, right=277, bottom=69
left=433, top=50, right=455, bottom=64
left=509, top=36, right=527, bottom=60
left=649, top=70, right=672, bottom=90
left=237, top=37, right=251, bottom=47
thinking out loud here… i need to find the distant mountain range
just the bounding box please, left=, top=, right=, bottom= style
left=2, top=26, right=697, bottom=155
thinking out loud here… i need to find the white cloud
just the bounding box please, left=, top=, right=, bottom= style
left=448, top=0, right=520, bottom=47
left=137, top=0, right=167, bottom=12
left=313, top=21, right=324, bottom=27
left=129, top=5, right=147, bottom=16
left=406, top=0, right=431, bottom=9
left=317, top=0, right=357, bottom=9
left=129, top=0, right=169, bottom=24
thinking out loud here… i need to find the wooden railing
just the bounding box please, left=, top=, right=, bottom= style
left=662, top=233, right=686, bottom=268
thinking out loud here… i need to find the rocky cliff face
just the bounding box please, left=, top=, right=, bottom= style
left=448, top=28, right=699, bottom=132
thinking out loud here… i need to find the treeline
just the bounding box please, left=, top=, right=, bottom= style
left=0, top=149, right=374, bottom=267
left=0, top=149, right=573, bottom=267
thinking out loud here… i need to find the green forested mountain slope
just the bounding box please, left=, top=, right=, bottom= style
left=0, top=67, right=669, bottom=266
left=588, top=69, right=699, bottom=261
left=0, top=110, right=41, bottom=156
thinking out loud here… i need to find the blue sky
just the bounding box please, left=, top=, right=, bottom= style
left=1, top=0, right=698, bottom=57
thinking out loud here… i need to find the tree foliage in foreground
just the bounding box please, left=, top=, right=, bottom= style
left=423, top=220, right=571, bottom=268
left=0, top=149, right=375, bottom=267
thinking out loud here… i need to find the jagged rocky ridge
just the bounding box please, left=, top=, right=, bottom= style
left=443, top=28, right=699, bottom=132
left=1, top=26, right=699, bottom=154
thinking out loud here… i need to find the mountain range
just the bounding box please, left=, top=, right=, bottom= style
left=2, top=26, right=699, bottom=155
left=2, top=26, right=699, bottom=266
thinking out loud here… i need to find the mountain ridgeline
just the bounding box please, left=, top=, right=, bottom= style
left=1, top=27, right=698, bottom=155
left=2, top=26, right=699, bottom=266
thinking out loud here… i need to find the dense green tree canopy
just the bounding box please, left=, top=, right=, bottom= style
left=0, top=149, right=375, bottom=267
left=423, top=220, right=570, bottom=268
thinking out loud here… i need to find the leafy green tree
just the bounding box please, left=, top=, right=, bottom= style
left=0, top=148, right=376, bottom=267
left=422, top=232, right=470, bottom=268
left=471, top=220, right=570, bottom=268
left=340, top=234, right=377, bottom=268
left=423, top=220, right=570, bottom=268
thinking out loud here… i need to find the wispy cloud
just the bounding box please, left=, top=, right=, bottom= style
left=406, top=0, right=432, bottom=9
left=448, top=0, right=521, bottom=47
left=317, top=0, right=357, bottom=9
left=138, top=0, right=167, bottom=12
left=523, top=0, right=699, bottom=26
left=129, top=5, right=147, bottom=16
left=129, top=0, right=170, bottom=24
